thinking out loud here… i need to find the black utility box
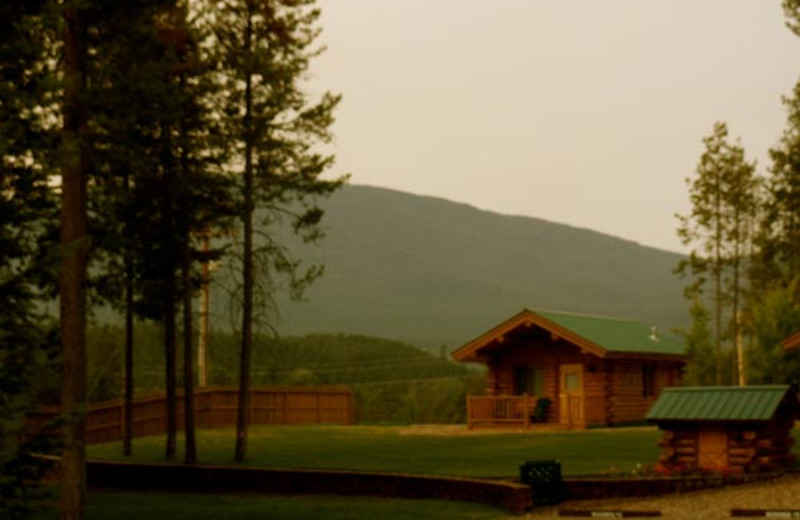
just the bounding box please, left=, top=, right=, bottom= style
left=519, top=460, right=564, bottom=505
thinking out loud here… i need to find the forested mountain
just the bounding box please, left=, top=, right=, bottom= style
left=210, top=185, right=688, bottom=349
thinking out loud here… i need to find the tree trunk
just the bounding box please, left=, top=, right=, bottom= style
left=732, top=210, right=745, bottom=387
left=123, top=257, right=134, bottom=455
left=714, top=172, right=723, bottom=385
left=235, top=6, right=255, bottom=463
left=123, top=173, right=134, bottom=457
left=198, top=235, right=210, bottom=389
left=164, top=291, right=177, bottom=459
left=159, top=111, right=177, bottom=460
left=182, top=241, right=196, bottom=463
left=60, top=4, right=89, bottom=519
left=179, top=70, right=197, bottom=462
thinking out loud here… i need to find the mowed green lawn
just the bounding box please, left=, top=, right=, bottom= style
left=89, top=425, right=663, bottom=477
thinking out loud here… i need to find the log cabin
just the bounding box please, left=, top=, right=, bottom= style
left=451, top=308, right=685, bottom=430
left=647, top=385, right=799, bottom=474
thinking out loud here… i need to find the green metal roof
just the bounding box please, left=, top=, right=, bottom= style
left=646, top=385, right=795, bottom=422
left=535, top=309, right=685, bottom=356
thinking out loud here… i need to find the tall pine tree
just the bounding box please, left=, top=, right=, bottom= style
left=0, top=2, right=60, bottom=517
left=676, top=122, right=758, bottom=385
left=205, top=0, right=346, bottom=461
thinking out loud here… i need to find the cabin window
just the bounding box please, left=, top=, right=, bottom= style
left=642, top=365, right=657, bottom=397
left=564, top=372, right=580, bottom=391
left=513, top=366, right=544, bottom=396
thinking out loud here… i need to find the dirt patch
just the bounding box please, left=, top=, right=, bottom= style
left=396, top=424, right=658, bottom=436
left=397, top=424, right=488, bottom=436
left=528, top=473, right=800, bottom=520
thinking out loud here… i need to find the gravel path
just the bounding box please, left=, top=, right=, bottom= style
left=524, top=474, right=800, bottom=519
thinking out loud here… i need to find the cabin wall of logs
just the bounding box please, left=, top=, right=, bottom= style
left=657, top=419, right=795, bottom=474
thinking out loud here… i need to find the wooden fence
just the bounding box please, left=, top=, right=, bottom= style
left=26, top=387, right=354, bottom=444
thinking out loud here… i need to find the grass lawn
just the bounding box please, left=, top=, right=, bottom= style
left=33, top=491, right=511, bottom=520
left=89, top=425, right=663, bottom=477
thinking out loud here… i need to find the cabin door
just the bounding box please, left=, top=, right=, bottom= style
left=698, top=427, right=728, bottom=470
left=559, top=364, right=585, bottom=429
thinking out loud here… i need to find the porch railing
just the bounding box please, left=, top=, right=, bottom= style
left=466, top=395, right=544, bottom=429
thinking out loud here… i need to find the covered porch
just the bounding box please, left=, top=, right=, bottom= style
left=467, top=395, right=549, bottom=430
left=466, top=393, right=603, bottom=430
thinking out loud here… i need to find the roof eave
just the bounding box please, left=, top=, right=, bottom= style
left=648, top=417, right=773, bottom=424
left=451, top=308, right=608, bottom=363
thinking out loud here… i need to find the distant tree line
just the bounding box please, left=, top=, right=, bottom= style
left=1, top=1, right=344, bottom=518
left=83, top=328, right=484, bottom=424
left=676, top=1, right=800, bottom=388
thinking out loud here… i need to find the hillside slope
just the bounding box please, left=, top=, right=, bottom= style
left=229, top=185, right=688, bottom=349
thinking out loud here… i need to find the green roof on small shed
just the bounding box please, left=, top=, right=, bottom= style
left=535, top=310, right=684, bottom=356
left=646, top=385, right=795, bottom=422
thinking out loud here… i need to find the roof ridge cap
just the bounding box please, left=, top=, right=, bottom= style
left=529, top=307, right=636, bottom=323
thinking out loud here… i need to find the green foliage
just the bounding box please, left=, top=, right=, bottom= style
left=763, top=80, right=800, bottom=287
left=84, top=323, right=168, bottom=401
left=204, top=0, right=347, bottom=326
left=784, top=0, right=800, bottom=38
left=749, top=14, right=800, bottom=383
left=205, top=0, right=347, bottom=460
left=0, top=279, right=58, bottom=519
left=87, top=0, right=234, bottom=317
left=677, top=297, right=716, bottom=385
left=747, top=284, right=800, bottom=385
left=354, top=375, right=484, bottom=425
left=86, top=328, right=481, bottom=424
left=675, top=122, right=759, bottom=383
left=0, top=2, right=60, bottom=517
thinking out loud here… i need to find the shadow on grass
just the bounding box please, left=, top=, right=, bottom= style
left=36, top=491, right=511, bottom=520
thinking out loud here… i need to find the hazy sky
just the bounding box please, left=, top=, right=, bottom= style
left=308, top=0, right=800, bottom=253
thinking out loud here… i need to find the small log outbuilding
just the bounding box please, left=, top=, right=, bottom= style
left=451, top=309, right=685, bottom=429
left=646, top=385, right=800, bottom=474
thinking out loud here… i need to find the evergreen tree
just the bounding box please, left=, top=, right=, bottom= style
left=678, top=296, right=716, bottom=386
left=206, top=0, right=346, bottom=461
left=88, top=0, right=234, bottom=462
left=747, top=283, right=800, bottom=385
left=783, top=0, right=800, bottom=38
left=763, top=80, right=800, bottom=287
left=0, top=2, right=60, bottom=517
left=676, top=122, right=758, bottom=385
left=86, top=0, right=178, bottom=459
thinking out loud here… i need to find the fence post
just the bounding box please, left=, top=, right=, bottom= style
left=522, top=394, right=528, bottom=430
left=348, top=389, right=355, bottom=425
left=283, top=390, right=289, bottom=424
left=249, top=389, right=254, bottom=425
